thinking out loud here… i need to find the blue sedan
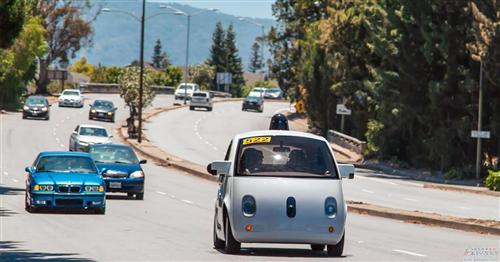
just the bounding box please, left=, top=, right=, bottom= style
left=89, top=144, right=146, bottom=200
left=25, top=152, right=107, bottom=214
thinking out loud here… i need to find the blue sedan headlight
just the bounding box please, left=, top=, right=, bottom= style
left=85, top=185, right=104, bottom=192
left=242, top=195, right=256, bottom=217
left=325, top=197, right=337, bottom=218
left=34, top=184, right=54, bottom=191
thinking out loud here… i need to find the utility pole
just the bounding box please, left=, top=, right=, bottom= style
left=475, top=60, right=484, bottom=179
left=137, top=0, right=146, bottom=143
left=183, top=14, right=191, bottom=105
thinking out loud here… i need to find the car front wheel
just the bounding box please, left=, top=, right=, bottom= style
left=327, top=232, right=344, bottom=257
left=213, top=215, right=224, bottom=249
left=224, top=216, right=240, bottom=254
left=95, top=207, right=106, bottom=215
left=25, top=191, right=36, bottom=213
left=135, top=193, right=144, bottom=200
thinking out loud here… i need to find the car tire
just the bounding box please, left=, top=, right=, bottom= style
left=207, top=107, right=213, bottom=112
left=135, top=193, right=144, bottom=200
left=327, top=232, right=344, bottom=257
left=189, top=106, right=194, bottom=111
left=45, top=116, right=50, bottom=121
left=25, top=191, right=36, bottom=213
left=213, top=215, right=225, bottom=249
left=95, top=207, right=106, bottom=215
left=310, top=244, right=325, bottom=251
left=22, top=114, right=26, bottom=119
left=111, top=117, right=115, bottom=123
left=224, top=216, right=240, bottom=254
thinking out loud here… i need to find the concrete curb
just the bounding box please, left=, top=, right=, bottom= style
left=347, top=201, right=500, bottom=236
left=117, top=100, right=500, bottom=236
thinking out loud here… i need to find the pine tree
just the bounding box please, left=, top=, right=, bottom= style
left=159, top=51, right=170, bottom=69
left=224, top=24, right=245, bottom=96
left=152, top=39, right=163, bottom=69
left=207, top=22, right=226, bottom=72
left=248, top=41, right=263, bottom=73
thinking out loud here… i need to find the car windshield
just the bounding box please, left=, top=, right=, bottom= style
left=193, top=93, right=207, bottom=97
left=236, top=135, right=338, bottom=178
left=62, top=91, right=79, bottom=96
left=248, top=91, right=263, bottom=97
left=36, top=156, right=97, bottom=174
left=79, top=127, right=108, bottom=137
left=178, top=85, right=194, bottom=90
left=266, top=89, right=280, bottom=93
left=26, top=97, right=47, bottom=106
left=93, top=100, right=113, bottom=108
left=90, top=146, right=139, bottom=164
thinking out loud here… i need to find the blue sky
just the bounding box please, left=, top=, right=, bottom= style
left=153, top=0, right=275, bottom=19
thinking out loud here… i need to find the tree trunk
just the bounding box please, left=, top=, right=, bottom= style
left=35, top=60, right=50, bottom=95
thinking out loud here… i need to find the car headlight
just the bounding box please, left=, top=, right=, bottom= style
left=41, top=107, right=48, bottom=112
left=34, top=184, right=54, bottom=191
left=85, top=185, right=104, bottom=192
left=130, top=171, right=144, bottom=178
left=325, top=197, right=337, bottom=218
left=242, top=195, right=256, bottom=217
left=78, top=141, right=89, bottom=146
left=107, top=112, right=113, bottom=115
left=91, top=109, right=96, bottom=113
left=23, top=106, right=29, bottom=110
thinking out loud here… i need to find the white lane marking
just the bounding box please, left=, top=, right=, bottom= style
left=3, top=172, right=8, bottom=176
left=60, top=144, right=65, bottom=148
left=60, top=119, right=64, bottom=123
left=362, top=189, right=374, bottom=194
left=456, top=206, right=472, bottom=210
left=274, top=107, right=290, bottom=114
left=205, top=141, right=210, bottom=145
left=357, top=241, right=365, bottom=244
left=56, top=123, right=59, bottom=127
left=53, top=128, right=57, bottom=132
left=355, top=175, right=398, bottom=186
left=182, top=199, right=194, bottom=205
left=53, top=132, right=57, bottom=136
left=66, top=116, right=70, bottom=119
left=11, top=179, right=19, bottom=183
left=213, top=146, right=218, bottom=151
left=404, top=198, right=418, bottom=202
left=156, top=191, right=167, bottom=195
left=55, top=138, right=60, bottom=142
left=393, top=249, right=426, bottom=257
left=170, top=195, right=176, bottom=199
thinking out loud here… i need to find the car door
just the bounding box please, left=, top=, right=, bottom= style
left=69, top=125, right=79, bottom=150
left=215, top=140, right=233, bottom=236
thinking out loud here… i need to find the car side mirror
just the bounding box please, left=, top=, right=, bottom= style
left=25, top=166, right=34, bottom=173
left=207, top=161, right=231, bottom=176
left=139, top=159, right=147, bottom=164
left=338, top=164, right=355, bottom=179
left=100, top=168, right=107, bottom=175
left=88, top=104, right=92, bottom=107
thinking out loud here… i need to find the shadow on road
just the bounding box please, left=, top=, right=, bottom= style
left=215, top=247, right=350, bottom=259
left=0, top=241, right=94, bottom=261
left=0, top=186, right=25, bottom=196
left=105, top=194, right=134, bottom=201
left=0, top=208, right=17, bottom=217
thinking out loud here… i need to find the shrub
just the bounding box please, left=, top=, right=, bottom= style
left=486, top=170, right=500, bottom=191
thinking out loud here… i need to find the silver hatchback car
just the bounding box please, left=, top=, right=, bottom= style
left=208, top=130, right=354, bottom=256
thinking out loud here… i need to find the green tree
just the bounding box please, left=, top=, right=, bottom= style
left=223, top=24, right=245, bottom=96
left=151, top=39, right=170, bottom=69
left=33, top=0, right=96, bottom=94
left=0, top=16, right=48, bottom=109
left=248, top=41, right=263, bottom=73
left=189, top=63, right=215, bottom=90
left=70, top=57, right=94, bottom=77
left=207, top=22, right=226, bottom=89
left=0, top=0, right=28, bottom=49
left=118, top=66, right=156, bottom=119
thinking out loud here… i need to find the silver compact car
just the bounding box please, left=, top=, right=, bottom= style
left=190, top=91, right=213, bottom=111
left=208, top=130, right=355, bottom=256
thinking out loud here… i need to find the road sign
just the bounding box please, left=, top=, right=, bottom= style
left=295, top=100, right=305, bottom=113
left=47, top=69, right=68, bottom=80
left=471, top=130, right=490, bottom=139
left=336, top=104, right=351, bottom=115
left=216, top=72, right=232, bottom=85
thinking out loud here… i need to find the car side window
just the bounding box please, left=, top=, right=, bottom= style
left=224, top=140, right=233, bottom=161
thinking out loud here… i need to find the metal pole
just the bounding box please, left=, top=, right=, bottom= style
left=137, top=0, right=146, bottom=143
left=260, top=25, right=265, bottom=76
left=183, top=15, right=191, bottom=105
left=475, top=60, right=484, bottom=179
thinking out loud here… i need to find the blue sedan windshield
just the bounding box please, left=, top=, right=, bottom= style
left=36, top=156, right=98, bottom=174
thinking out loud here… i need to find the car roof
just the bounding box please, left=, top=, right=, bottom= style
left=233, top=130, right=327, bottom=142
left=94, top=99, right=113, bottom=103
left=78, top=124, right=107, bottom=129
left=27, top=95, right=47, bottom=99
left=39, top=151, right=92, bottom=158
left=62, top=89, right=80, bottom=92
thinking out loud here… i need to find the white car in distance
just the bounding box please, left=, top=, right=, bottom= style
left=174, top=83, right=200, bottom=101
left=69, top=124, right=113, bottom=152
left=58, top=89, right=84, bottom=108
left=208, top=130, right=355, bottom=256
left=190, top=91, right=213, bottom=111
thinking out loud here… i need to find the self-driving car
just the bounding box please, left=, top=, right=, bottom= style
left=22, top=96, right=51, bottom=120
left=208, top=130, right=355, bottom=256
left=25, top=152, right=106, bottom=214
left=89, top=144, right=146, bottom=200
left=89, top=100, right=117, bottom=122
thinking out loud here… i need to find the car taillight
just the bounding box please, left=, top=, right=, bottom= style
left=242, top=195, right=256, bottom=217
left=325, top=197, right=337, bottom=217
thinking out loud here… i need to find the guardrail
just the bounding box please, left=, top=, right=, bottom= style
left=79, top=83, right=175, bottom=94
left=327, top=130, right=366, bottom=155
left=209, top=90, right=233, bottom=98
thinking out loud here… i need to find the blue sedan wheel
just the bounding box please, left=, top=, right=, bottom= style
left=25, top=191, right=36, bottom=213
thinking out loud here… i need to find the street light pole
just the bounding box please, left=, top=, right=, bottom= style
left=137, top=0, right=146, bottom=143
left=475, top=60, right=484, bottom=179
left=183, top=14, right=191, bottom=105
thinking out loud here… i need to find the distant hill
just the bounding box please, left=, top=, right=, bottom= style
left=77, top=2, right=276, bottom=69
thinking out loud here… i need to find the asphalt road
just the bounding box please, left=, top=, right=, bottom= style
left=147, top=101, right=500, bottom=221
left=0, top=94, right=498, bottom=261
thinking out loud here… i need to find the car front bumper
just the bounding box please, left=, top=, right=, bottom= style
left=23, top=110, right=48, bottom=118
left=59, top=100, right=82, bottom=107
left=190, top=101, right=212, bottom=108
left=31, top=193, right=105, bottom=208
left=243, top=102, right=262, bottom=110
left=103, top=178, right=144, bottom=193
left=90, top=111, right=114, bottom=120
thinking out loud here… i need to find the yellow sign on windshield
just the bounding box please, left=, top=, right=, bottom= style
left=242, top=136, right=272, bottom=145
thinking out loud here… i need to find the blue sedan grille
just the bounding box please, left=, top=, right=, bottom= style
left=58, top=185, right=81, bottom=193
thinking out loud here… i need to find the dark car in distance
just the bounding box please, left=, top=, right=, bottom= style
left=89, top=144, right=146, bottom=200
left=23, top=96, right=50, bottom=120
left=242, top=94, right=264, bottom=113
left=89, top=100, right=116, bottom=122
